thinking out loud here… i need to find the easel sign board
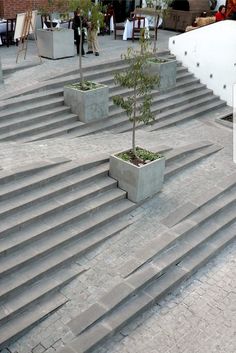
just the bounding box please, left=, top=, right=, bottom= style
left=29, top=10, right=37, bottom=34
left=14, top=12, right=26, bottom=40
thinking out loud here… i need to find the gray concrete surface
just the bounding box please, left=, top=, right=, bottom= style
left=0, top=30, right=235, bottom=353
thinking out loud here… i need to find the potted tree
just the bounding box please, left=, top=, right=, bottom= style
left=136, top=0, right=177, bottom=91
left=64, top=0, right=108, bottom=123
left=109, top=36, right=165, bottom=203
left=37, top=0, right=75, bottom=59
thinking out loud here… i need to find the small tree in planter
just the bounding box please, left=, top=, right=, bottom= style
left=64, top=0, right=108, bottom=123
left=135, top=1, right=177, bottom=91
left=37, top=0, right=74, bottom=59
left=109, top=36, right=165, bottom=203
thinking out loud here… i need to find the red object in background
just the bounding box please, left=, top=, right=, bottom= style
left=215, top=12, right=226, bottom=21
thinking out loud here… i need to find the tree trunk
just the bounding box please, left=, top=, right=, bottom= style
left=132, top=86, right=137, bottom=157
left=79, top=20, right=84, bottom=87
left=50, top=12, right=53, bottom=31
left=153, top=14, right=159, bottom=54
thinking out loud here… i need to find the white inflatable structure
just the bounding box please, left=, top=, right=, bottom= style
left=169, top=20, right=236, bottom=107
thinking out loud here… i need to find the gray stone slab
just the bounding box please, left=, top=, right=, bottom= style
left=99, top=282, right=134, bottom=310
left=172, top=219, right=197, bottom=237
left=119, top=258, right=142, bottom=278
left=207, top=223, right=236, bottom=250
left=137, top=232, right=177, bottom=260
left=120, top=232, right=177, bottom=278
left=217, top=172, right=236, bottom=190
left=178, top=243, right=216, bottom=273
left=105, top=292, right=153, bottom=331
left=32, top=343, right=46, bottom=353
left=71, top=324, right=111, bottom=353
left=144, top=266, right=187, bottom=299
left=126, top=264, right=161, bottom=290
left=161, top=202, right=197, bottom=227
left=192, top=186, right=223, bottom=206
left=58, top=346, right=77, bottom=353
left=165, top=141, right=212, bottom=161
left=68, top=303, right=107, bottom=336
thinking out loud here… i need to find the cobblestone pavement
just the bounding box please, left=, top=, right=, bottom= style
left=96, top=239, right=236, bottom=353
left=0, top=30, right=235, bottom=353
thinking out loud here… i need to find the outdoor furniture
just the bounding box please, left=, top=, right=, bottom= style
left=123, top=17, right=148, bottom=41
left=0, top=18, right=17, bottom=47
left=132, top=16, right=146, bottom=41
left=114, top=16, right=124, bottom=39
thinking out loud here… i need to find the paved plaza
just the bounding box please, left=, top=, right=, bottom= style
left=0, top=31, right=235, bottom=353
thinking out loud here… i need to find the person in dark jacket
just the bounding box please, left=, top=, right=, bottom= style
left=72, top=8, right=87, bottom=56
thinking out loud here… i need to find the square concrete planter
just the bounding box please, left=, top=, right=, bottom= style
left=109, top=150, right=165, bottom=203
left=64, top=82, right=109, bottom=123
left=146, top=58, right=177, bottom=91
left=36, top=28, right=74, bottom=59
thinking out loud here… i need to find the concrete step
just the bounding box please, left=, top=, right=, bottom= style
left=108, top=73, right=200, bottom=95
left=0, top=105, right=72, bottom=134
left=162, top=172, right=236, bottom=228
left=0, top=264, right=85, bottom=326
left=0, top=185, right=126, bottom=239
left=0, top=113, right=79, bottom=142
left=68, top=82, right=209, bottom=139
left=109, top=79, right=211, bottom=115
left=108, top=81, right=206, bottom=110
left=0, top=213, right=131, bottom=285
left=112, top=94, right=222, bottom=134
left=0, top=158, right=69, bottom=185
left=0, top=199, right=134, bottom=300
left=150, top=99, right=226, bottom=131
left=0, top=96, right=65, bottom=122
left=0, top=292, right=68, bottom=350
left=26, top=61, right=129, bottom=94
left=0, top=63, right=203, bottom=143
left=0, top=178, right=118, bottom=256
left=0, top=172, right=114, bottom=221
left=164, top=140, right=213, bottom=163
left=51, top=52, right=172, bottom=82
left=164, top=144, right=223, bottom=179
left=64, top=195, right=236, bottom=352
left=0, top=157, right=108, bottom=201
left=0, top=88, right=63, bottom=112
left=23, top=120, right=85, bottom=142
left=62, top=219, right=236, bottom=353
left=120, top=182, right=236, bottom=279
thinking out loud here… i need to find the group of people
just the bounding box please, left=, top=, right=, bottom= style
left=214, top=0, right=236, bottom=22
left=72, top=8, right=99, bottom=57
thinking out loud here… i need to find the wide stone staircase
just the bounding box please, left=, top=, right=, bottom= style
left=59, top=171, right=236, bottom=353
left=0, top=156, right=135, bottom=349
left=0, top=57, right=232, bottom=143
left=0, top=140, right=223, bottom=349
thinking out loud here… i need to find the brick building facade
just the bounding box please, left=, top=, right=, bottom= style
left=0, top=0, right=49, bottom=18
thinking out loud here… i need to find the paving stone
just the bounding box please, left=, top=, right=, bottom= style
left=68, top=303, right=107, bottom=336
left=31, top=344, right=46, bottom=353
left=105, top=293, right=153, bottom=331
left=161, top=202, right=197, bottom=227
left=119, top=258, right=141, bottom=278
left=99, top=282, right=134, bottom=310
left=70, top=324, right=111, bottom=353
left=125, top=264, right=160, bottom=290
